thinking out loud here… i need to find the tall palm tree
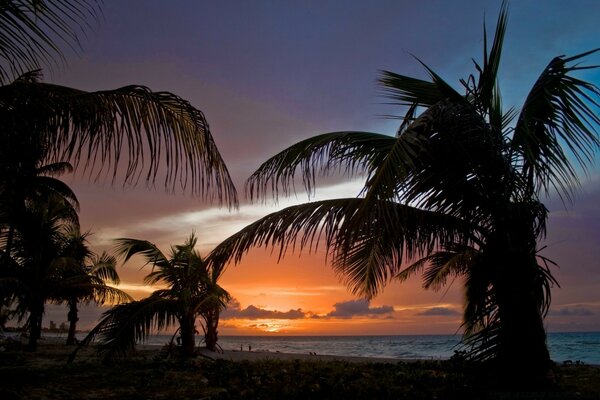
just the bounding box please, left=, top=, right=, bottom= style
left=0, top=193, right=79, bottom=350
left=80, top=233, right=230, bottom=358
left=56, top=229, right=131, bottom=345
left=209, top=5, right=599, bottom=380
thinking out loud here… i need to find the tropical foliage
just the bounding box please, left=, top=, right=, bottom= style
left=0, top=70, right=238, bottom=204
left=0, top=0, right=101, bottom=83
left=0, top=0, right=239, bottom=350
left=0, top=193, right=78, bottom=349
left=209, top=5, right=599, bottom=379
left=79, top=234, right=230, bottom=358
left=57, top=229, right=131, bottom=345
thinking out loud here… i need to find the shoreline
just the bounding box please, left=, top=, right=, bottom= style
left=1, top=335, right=420, bottom=364
left=195, top=348, right=411, bottom=364
left=7, top=335, right=598, bottom=366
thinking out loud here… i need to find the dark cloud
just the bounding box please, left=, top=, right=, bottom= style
left=549, top=307, right=594, bottom=317
left=416, top=307, right=460, bottom=316
left=326, top=300, right=394, bottom=318
left=222, top=300, right=306, bottom=320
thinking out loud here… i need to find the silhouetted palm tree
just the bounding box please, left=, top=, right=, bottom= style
left=57, top=229, right=131, bottom=345
left=80, top=233, right=230, bottom=358
left=209, top=5, right=599, bottom=380
left=0, top=193, right=79, bottom=349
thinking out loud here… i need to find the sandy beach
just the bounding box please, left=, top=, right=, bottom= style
left=2, top=339, right=600, bottom=399
left=194, top=348, right=404, bottom=364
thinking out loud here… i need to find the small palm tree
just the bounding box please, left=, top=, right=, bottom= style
left=208, top=5, right=599, bottom=380
left=80, top=233, right=230, bottom=358
left=56, top=229, right=131, bottom=345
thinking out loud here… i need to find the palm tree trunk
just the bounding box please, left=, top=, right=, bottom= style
left=66, top=297, right=79, bottom=345
left=495, top=260, right=551, bottom=380
left=27, top=301, right=44, bottom=351
left=179, top=315, right=196, bottom=357
left=204, top=309, right=220, bottom=352
left=490, top=218, right=552, bottom=384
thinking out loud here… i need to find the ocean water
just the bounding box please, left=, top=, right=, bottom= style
left=37, top=331, right=599, bottom=364
left=142, top=332, right=600, bottom=364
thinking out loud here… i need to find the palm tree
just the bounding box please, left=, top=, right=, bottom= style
left=0, top=193, right=79, bottom=350
left=80, top=233, right=230, bottom=358
left=208, top=5, right=599, bottom=380
left=56, top=229, right=131, bottom=345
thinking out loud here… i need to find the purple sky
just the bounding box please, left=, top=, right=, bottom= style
left=41, top=0, right=600, bottom=333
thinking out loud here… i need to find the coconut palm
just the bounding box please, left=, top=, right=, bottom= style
left=56, top=229, right=131, bottom=345
left=0, top=193, right=79, bottom=349
left=209, top=5, right=599, bottom=379
left=80, top=233, right=230, bottom=358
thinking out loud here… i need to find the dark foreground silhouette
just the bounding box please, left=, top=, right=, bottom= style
left=1, top=341, right=598, bottom=400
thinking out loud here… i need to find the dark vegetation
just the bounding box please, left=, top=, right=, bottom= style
left=0, top=342, right=599, bottom=400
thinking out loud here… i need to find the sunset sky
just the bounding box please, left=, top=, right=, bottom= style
left=42, top=0, right=600, bottom=336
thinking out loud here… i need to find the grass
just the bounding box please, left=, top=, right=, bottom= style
left=0, top=342, right=599, bottom=399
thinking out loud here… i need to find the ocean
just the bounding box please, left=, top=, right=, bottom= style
left=138, top=332, right=600, bottom=364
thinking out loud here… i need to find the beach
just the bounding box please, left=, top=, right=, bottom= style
left=197, top=348, right=403, bottom=364
left=2, top=339, right=599, bottom=399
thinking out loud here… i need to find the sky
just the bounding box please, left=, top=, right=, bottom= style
left=40, top=0, right=600, bottom=336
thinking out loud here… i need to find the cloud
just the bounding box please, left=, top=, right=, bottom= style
left=326, top=299, right=394, bottom=318
left=222, top=300, right=306, bottom=320
left=549, top=307, right=594, bottom=317
left=416, top=307, right=460, bottom=316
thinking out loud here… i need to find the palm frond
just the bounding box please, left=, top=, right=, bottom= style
left=31, top=175, right=80, bottom=210
left=89, top=282, right=132, bottom=305
left=209, top=198, right=468, bottom=298
left=476, top=1, right=507, bottom=113
left=0, top=79, right=238, bottom=205
left=89, top=252, right=120, bottom=284
left=378, top=62, right=463, bottom=109
left=35, top=160, right=73, bottom=176
left=331, top=200, right=470, bottom=297
left=59, top=274, right=132, bottom=305
left=0, top=1, right=101, bottom=83
left=77, top=295, right=179, bottom=359
left=396, top=243, right=476, bottom=291
left=209, top=199, right=362, bottom=269
left=511, top=49, right=600, bottom=202
left=421, top=248, right=474, bottom=291
left=113, top=238, right=169, bottom=269
left=245, top=131, right=396, bottom=201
